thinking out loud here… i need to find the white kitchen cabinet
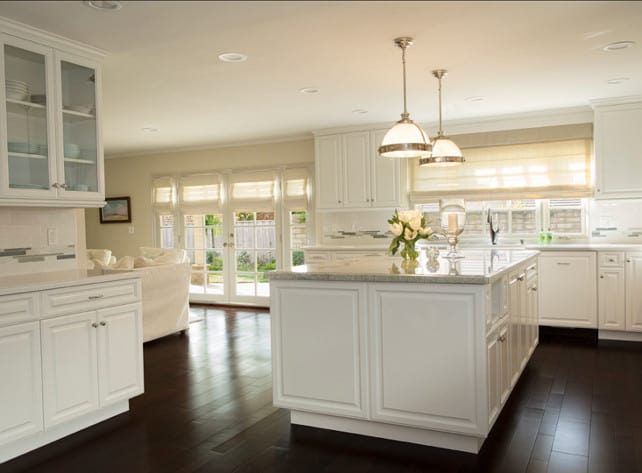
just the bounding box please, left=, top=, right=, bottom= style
left=487, top=320, right=509, bottom=427
left=0, top=321, right=43, bottom=445
left=593, top=100, right=642, bottom=199
left=314, top=130, right=406, bottom=210
left=507, top=268, right=524, bottom=386
left=538, top=252, right=597, bottom=328
left=0, top=18, right=105, bottom=207
left=626, top=253, right=642, bottom=332
left=0, top=274, right=142, bottom=463
left=41, top=311, right=99, bottom=428
left=271, top=282, right=369, bottom=419
left=41, top=302, right=143, bottom=428
left=598, top=267, right=626, bottom=330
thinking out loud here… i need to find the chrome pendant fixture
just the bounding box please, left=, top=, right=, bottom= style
left=378, top=37, right=431, bottom=159
left=419, top=69, right=465, bottom=166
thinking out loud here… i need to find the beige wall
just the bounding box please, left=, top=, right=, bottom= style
left=85, top=139, right=314, bottom=258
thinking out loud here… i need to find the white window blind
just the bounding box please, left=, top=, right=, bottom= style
left=410, top=124, right=593, bottom=202
left=179, top=174, right=222, bottom=212
left=282, top=167, right=310, bottom=209
left=152, top=176, right=175, bottom=211
left=229, top=170, right=276, bottom=209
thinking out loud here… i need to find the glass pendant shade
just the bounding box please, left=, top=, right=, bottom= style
left=419, top=69, right=465, bottom=167
left=378, top=37, right=431, bottom=159
left=418, top=135, right=464, bottom=166
left=379, top=117, right=431, bottom=158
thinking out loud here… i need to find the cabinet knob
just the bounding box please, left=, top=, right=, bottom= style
left=51, top=183, right=59, bottom=189
left=609, top=258, right=615, bottom=262
left=600, top=275, right=604, bottom=279
left=627, top=259, right=631, bottom=263
left=338, top=200, right=342, bottom=204
left=532, top=287, right=537, bottom=291
left=91, top=322, right=98, bottom=328
left=100, top=321, right=106, bottom=326
left=59, top=183, right=67, bottom=189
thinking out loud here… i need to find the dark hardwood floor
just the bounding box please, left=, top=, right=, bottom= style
left=2, top=305, right=642, bottom=473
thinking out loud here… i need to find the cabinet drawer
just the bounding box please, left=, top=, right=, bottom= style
left=41, top=279, right=141, bottom=318
left=0, top=293, right=39, bottom=327
left=599, top=252, right=625, bottom=268
left=334, top=251, right=386, bottom=261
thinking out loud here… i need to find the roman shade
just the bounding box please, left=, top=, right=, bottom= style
left=282, top=167, right=310, bottom=209
left=178, top=174, right=222, bottom=212
left=410, top=124, right=593, bottom=202
left=152, top=176, right=175, bottom=211
left=229, top=170, right=276, bottom=209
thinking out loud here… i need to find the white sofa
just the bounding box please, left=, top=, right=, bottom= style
left=87, top=248, right=191, bottom=342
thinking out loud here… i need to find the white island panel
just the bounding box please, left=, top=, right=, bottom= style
left=371, top=285, right=484, bottom=434
left=272, top=283, right=368, bottom=418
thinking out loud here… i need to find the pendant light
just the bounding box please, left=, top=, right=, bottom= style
left=419, top=69, right=465, bottom=166
left=378, top=37, right=431, bottom=159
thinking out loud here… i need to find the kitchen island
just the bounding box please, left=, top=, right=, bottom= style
left=268, top=249, right=539, bottom=453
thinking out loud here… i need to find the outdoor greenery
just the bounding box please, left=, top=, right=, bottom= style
left=292, top=250, right=304, bottom=266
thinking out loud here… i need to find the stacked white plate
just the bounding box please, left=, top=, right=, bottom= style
left=64, top=143, right=81, bottom=158
left=6, top=80, right=29, bottom=101
left=31, top=94, right=46, bottom=105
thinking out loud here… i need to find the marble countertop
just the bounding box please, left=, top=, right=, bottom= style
left=0, top=269, right=141, bottom=296
left=268, top=249, right=539, bottom=285
left=303, top=243, right=642, bottom=252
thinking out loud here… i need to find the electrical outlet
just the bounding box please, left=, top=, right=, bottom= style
left=128, top=225, right=135, bottom=234
left=47, top=228, right=57, bottom=246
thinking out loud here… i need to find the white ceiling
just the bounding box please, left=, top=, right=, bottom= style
left=0, top=1, right=641, bottom=157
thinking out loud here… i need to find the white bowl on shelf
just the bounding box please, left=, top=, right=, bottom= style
left=65, top=104, right=93, bottom=114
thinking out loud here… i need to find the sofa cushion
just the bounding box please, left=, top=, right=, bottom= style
left=87, top=249, right=113, bottom=266
left=139, top=247, right=187, bottom=264
left=134, top=256, right=163, bottom=268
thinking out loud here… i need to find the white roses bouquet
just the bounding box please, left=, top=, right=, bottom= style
left=388, top=209, right=433, bottom=261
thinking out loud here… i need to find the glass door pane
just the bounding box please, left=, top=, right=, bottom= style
left=233, top=210, right=276, bottom=300
left=4, top=44, right=51, bottom=191
left=184, top=213, right=226, bottom=298
left=60, top=60, right=97, bottom=193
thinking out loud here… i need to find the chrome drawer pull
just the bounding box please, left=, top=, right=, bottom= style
left=556, top=262, right=571, bottom=266
left=100, top=321, right=106, bottom=326
left=91, top=322, right=98, bottom=328
left=88, top=294, right=104, bottom=300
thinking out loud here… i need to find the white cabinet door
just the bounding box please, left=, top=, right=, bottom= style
left=97, top=303, right=144, bottom=405
left=594, top=101, right=642, bottom=199
left=369, top=284, right=482, bottom=434
left=598, top=268, right=625, bottom=330
left=271, top=281, right=368, bottom=418
left=0, top=34, right=58, bottom=200
left=508, top=270, right=522, bottom=387
left=626, top=253, right=642, bottom=332
left=342, top=131, right=371, bottom=208
left=0, top=321, right=43, bottom=445
left=370, top=129, right=404, bottom=208
left=486, top=328, right=500, bottom=425
left=41, top=311, right=99, bottom=428
left=538, top=252, right=597, bottom=328
left=314, top=134, right=343, bottom=209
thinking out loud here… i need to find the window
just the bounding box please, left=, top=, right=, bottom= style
left=416, top=198, right=586, bottom=240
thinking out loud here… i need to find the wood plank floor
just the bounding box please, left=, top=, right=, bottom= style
left=2, top=305, right=642, bottom=473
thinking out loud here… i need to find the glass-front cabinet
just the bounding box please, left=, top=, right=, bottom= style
left=0, top=25, right=104, bottom=206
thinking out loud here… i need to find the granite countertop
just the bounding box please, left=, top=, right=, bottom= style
left=268, top=249, right=539, bottom=285
left=0, top=269, right=141, bottom=296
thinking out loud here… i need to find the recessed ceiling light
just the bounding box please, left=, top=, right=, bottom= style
left=141, top=126, right=159, bottom=133
left=217, top=52, right=247, bottom=63
left=465, top=96, right=485, bottom=103
left=603, top=41, right=636, bottom=51
left=352, top=109, right=368, bottom=115
left=83, top=0, right=122, bottom=11
left=299, top=87, right=320, bottom=95
left=606, top=77, right=630, bottom=85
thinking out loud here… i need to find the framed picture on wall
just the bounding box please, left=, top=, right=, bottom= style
left=100, top=196, right=132, bottom=223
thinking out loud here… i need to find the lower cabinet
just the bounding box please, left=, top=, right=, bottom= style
left=0, top=276, right=143, bottom=462
left=626, top=253, right=642, bottom=332
left=0, top=322, right=43, bottom=445
left=538, top=252, right=597, bottom=328
left=597, top=252, right=642, bottom=335
left=41, top=303, right=143, bottom=428
left=487, top=320, right=509, bottom=426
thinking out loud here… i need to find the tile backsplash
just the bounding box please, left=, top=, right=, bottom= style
left=0, top=207, right=77, bottom=276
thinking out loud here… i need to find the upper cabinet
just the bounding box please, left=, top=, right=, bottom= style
left=314, top=130, right=407, bottom=210
left=0, top=18, right=104, bottom=207
left=593, top=99, right=642, bottom=199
